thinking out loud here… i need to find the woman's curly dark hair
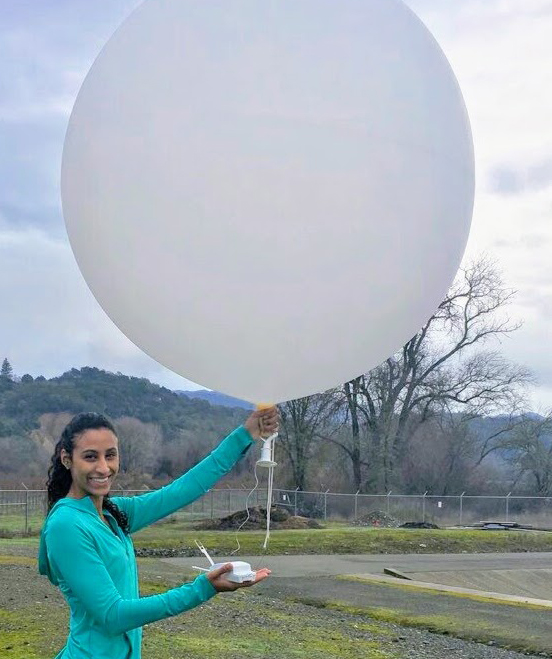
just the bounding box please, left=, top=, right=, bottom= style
left=46, top=412, right=129, bottom=534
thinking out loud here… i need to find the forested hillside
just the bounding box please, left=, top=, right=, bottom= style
left=0, top=366, right=246, bottom=437
left=0, top=365, right=249, bottom=486
left=0, top=354, right=550, bottom=497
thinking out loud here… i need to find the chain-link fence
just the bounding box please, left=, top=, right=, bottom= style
left=0, top=486, right=271, bottom=534
left=273, top=489, right=552, bottom=528
left=1, top=486, right=551, bottom=534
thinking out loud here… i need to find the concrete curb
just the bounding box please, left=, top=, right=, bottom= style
left=340, top=572, right=552, bottom=608
left=383, top=567, right=411, bottom=580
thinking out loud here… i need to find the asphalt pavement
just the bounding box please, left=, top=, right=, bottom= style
left=164, top=551, right=552, bottom=598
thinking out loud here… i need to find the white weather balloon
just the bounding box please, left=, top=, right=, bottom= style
left=62, top=0, right=474, bottom=403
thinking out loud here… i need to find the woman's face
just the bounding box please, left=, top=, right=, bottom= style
left=61, top=428, right=120, bottom=500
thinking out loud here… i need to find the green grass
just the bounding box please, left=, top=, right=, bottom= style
left=0, top=557, right=396, bottom=659
left=4, top=544, right=552, bottom=657
left=132, top=524, right=552, bottom=555
left=286, top=598, right=552, bottom=656
left=0, top=538, right=39, bottom=560
left=0, top=555, right=36, bottom=566
left=0, top=606, right=68, bottom=658
left=140, top=583, right=396, bottom=659
left=2, top=523, right=552, bottom=557
left=143, top=619, right=393, bottom=659
left=0, top=514, right=44, bottom=536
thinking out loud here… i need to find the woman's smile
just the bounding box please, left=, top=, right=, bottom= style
left=89, top=476, right=111, bottom=485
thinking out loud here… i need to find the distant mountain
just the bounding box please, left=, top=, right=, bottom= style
left=468, top=413, right=545, bottom=440
left=466, top=413, right=549, bottom=462
left=177, top=389, right=254, bottom=410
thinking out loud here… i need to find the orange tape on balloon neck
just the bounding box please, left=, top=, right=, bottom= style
left=256, top=403, right=277, bottom=442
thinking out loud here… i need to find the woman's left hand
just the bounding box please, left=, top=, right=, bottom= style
left=207, top=563, right=272, bottom=592
left=244, top=406, right=279, bottom=440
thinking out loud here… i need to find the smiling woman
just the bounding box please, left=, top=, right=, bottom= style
left=38, top=409, right=279, bottom=659
left=45, top=413, right=129, bottom=532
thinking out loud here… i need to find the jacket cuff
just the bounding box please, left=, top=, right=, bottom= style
left=235, top=425, right=256, bottom=453
left=195, top=573, right=217, bottom=600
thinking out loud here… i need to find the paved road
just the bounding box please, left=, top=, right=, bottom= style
left=165, top=551, right=552, bottom=599
left=164, top=551, right=552, bottom=577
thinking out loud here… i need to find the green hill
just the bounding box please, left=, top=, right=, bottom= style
left=0, top=367, right=246, bottom=437
left=0, top=367, right=249, bottom=481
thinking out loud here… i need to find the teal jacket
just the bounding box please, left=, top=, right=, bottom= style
left=38, top=426, right=254, bottom=659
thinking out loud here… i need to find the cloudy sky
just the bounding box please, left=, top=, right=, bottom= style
left=1, top=0, right=551, bottom=408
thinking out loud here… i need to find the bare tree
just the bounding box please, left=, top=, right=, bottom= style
left=114, top=417, right=162, bottom=476
left=400, top=408, right=479, bottom=495
left=332, top=256, right=532, bottom=491
left=26, top=413, right=74, bottom=473
left=278, top=393, right=336, bottom=491
left=503, top=413, right=552, bottom=496
left=37, top=412, right=73, bottom=442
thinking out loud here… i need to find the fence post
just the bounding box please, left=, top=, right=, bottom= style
left=228, top=487, right=232, bottom=515
left=21, top=483, right=29, bottom=534
left=354, top=490, right=360, bottom=521
left=324, top=489, right=329, bottom=521
left=210, top=490, right=214, bottom=519
left=387, top=491, right=392, bottom=515
left=422, top=491, right=428, bottom=522
left=506, top=492, right=511, bottom=522
left=294, top=487, right=299, bottom=517
left=460, top=492, right=465, bottom=525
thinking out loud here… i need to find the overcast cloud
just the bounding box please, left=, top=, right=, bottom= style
left=1, top=0, right=552, bottom=407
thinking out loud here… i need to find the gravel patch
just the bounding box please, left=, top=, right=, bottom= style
left=151, top=587, right=550, bottom=659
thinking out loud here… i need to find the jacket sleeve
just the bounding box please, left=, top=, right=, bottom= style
left=111, top=426, right=254, bottom=533
left=46, top=520, right=217, bottom=636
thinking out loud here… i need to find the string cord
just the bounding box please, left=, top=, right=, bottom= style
left=231, top=431, right=277, bottom=570
left=253, top=462, right=274, bottom=570
left=231, top=462, right=260, bottom=556
left=263, top=462, right=274, bottom=550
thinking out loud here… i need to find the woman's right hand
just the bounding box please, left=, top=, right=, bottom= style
left=244, top=406, right=279, bottom=440
left=206, top=563, right=271, bottom=592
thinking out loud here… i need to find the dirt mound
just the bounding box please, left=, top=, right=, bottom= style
left=279, top=515, right=323, bottom=529
left=353, top=510, right=401, bottom=528
left=193, top=506, right=323, bottom=531
left=400, top=521, right=440, bottom=529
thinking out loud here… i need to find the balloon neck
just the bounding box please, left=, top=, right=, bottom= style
left=257, top=433, right=277, bottom=468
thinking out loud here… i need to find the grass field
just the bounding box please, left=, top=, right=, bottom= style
left=1, top=544, right=551, bottom=658
left=132, top=523, right=552, bottom=556
left=2, top=524, right=552, bottom=658
left=2, top=519, right=552, bottom=556
left=0, top=554, right=397, bottom=659
left=0, top=514, right=44, bottom=536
